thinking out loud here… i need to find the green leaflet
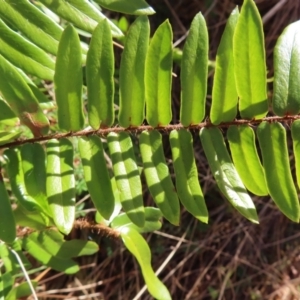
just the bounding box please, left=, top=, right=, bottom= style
left=145, top=20, right=173, bottom=127
left=0, top=272, right=13, bottom=300
left=0, top=55, right=49, bottom=137
left=66, top=0, right=123, bottom=37
left=273, top=20, right=300, bottom=116
left=180, top=12, right=208, bottom=126
left=120, top=227, right=171, bottom=300
left=0, top=0, right=61, bottom=55
left=79, top=136, right=115, bottom=220
left=46, top=139, right=76, bottom=235
left=4, top=148, right=46, bottom=213
left=0, top=241, right=31, bottom=275
left=169, top=130, right=208, bottom=223
left=86, top=20, right=115, bottom=129
left=233, top=0, right=267, bottom=119
left=200, top=127, right=259, bottom=223
left=227, top=125, right=268, bottom=196
left=55, top=25, right=84, bottom=132
left=13, top=206, right=49, bottom=231
left=22, top=232, right=79, bottom=274
left=6, top=281, right=38, bottom=300
left=0, top=131, right=21, bottom=146
left=107, top=132, right=145, bottom=227
left=95, top=177, right=122, bottom=223
left=21, top=144, right=52, bottom=217
left=0, top=19, right=54, bottom=80
left=257, top=122, right=299, bottom=222
left=39, top=0, right=123, bottom=37
left=111, top=207, right=162, bottom=233
left=119, top=16, right=149, bottom=127
left=94, top=0, right=155, bottom=15
left=0, top=99, right=18, bottom=126
left=0, top=172, right=16, bottom=243
left=139, top=130, right=180, bottom=225
left=292, top=120, right=300, bottom=189
left=211, top=7, right=239, bottom=125
left=37, top=230, right=99, bottom=259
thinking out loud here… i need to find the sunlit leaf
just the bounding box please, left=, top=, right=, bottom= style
left=233, top=0, right=268, bottom=119
left=111, top=207, right=162, bottom=233
left=46, top=139, right=75, bottom=235
left=139, top=130, right=180, bottom=225
left=107, top=132, right=145, bottom=227
left=258, top=122, right=300, bottom=222
left=119, top=16, right=149, bottom=127
left=211, top=7, right=239, bottom=125
left=200, top=127, right=259, bottom=223
left=145, top=20, right=173, bottom=127
left=55, top=25, right=84, bottom=132
left=180, top=12, right=208, bottom=126
left=94, top=0, right=155, bottom=15
left=0, top=55, right=49, bottom=137
left=120, top=227, right=171, bottom=300
left=86, top=20, right=115, bottom=129
left=273, top=20, right=300, bottom=116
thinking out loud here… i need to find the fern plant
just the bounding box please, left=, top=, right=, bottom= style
left=0, top=0, right=299, bottom=299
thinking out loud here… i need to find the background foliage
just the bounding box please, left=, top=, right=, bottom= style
left=0, top=0, right=300, bottom=299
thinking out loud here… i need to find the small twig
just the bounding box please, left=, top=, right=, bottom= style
left=16, top=218, right=120, bottom=239
left=1, top=115, right=298, bottom=149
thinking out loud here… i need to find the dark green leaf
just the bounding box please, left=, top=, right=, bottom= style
left=0, top=172, right=16, bottom=243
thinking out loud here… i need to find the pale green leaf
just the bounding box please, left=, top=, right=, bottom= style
left=111, top=207, right=162, bottom=233
left=0, top=18, right=54, bottom=80
left=180, top=12, right=208, bottom=126
left=120, top=227, right=171, bottom=300
left=46, top=139, right=76, bottom=235
left=170, top=130, right=208, bottom=223
left=119, top=16, right=149, bottom=127
left=227, top=125, right=268, bottom=196
left=94, top=0, right=155, bottom=15
left=200, top=127, right=259, bottom=223
left=55, top=25, right=84, bottom=132
left=233, top=0, right=268, bottom=119
left=0, top=55, right=49, bottom=136
left=107, top=132, right=145, bottom=227
left=273, top=20, right=300, bottom=116
left=86, top=20, right=115, bottom=129
left=211, top=7, right=239, bottom=125
left=145, top=20, right=173, bottom=127
left=139, top=130, right=180, bottom=225
left=258, top=122, right=300, bottom=222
